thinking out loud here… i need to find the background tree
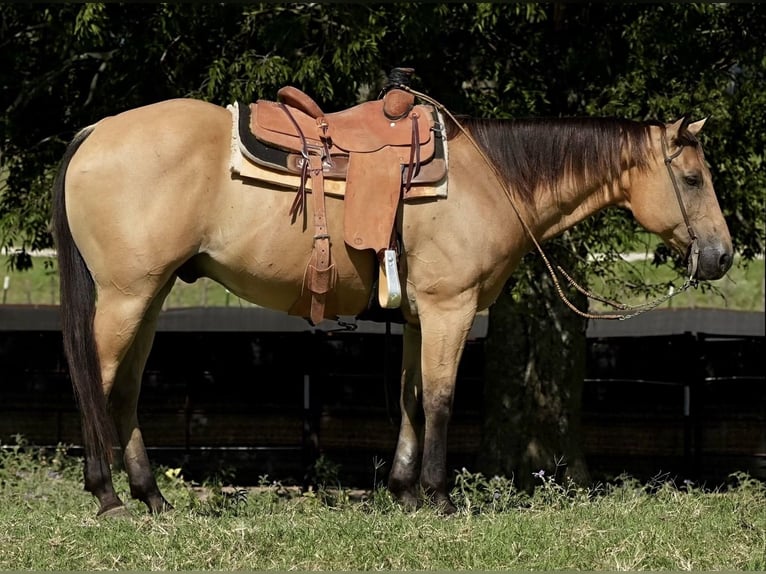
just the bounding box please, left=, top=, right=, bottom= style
left=1, top=3, right=763, bottom=490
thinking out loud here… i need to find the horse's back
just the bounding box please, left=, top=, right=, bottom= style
left=70, top=99, right=230, bottom=177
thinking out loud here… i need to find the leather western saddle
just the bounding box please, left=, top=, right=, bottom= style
left=240, top=70, right=442, bottom=324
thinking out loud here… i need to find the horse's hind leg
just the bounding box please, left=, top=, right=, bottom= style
left=84, top=458, right=125, bottom=518
left=85, top=279, right=173, bottom=515
left=110, top=279, right=175, bottom=513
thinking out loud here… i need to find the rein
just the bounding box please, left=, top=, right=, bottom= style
left=402, top=86, right=699, bottom=320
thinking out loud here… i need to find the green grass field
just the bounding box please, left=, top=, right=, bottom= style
left=0, top=256, right=258, bottom=308
left=2, top=253, right=764, bottom=570
left=0, top=444, right=764, bottom=570
left=586, top=256, right=765, bottom=313
left=2, top=254, right=763, bottom=311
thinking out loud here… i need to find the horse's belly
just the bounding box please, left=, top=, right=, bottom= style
left=200, top=232, right=376, bottom=317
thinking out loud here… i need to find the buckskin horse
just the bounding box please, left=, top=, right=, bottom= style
left=51, top=82, right=732, bottom=517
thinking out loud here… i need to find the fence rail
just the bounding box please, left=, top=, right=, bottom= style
left=1, top=305, right=763, bottom=486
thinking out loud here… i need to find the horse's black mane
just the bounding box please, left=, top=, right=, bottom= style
left=444, top=115, right=684, bottom=206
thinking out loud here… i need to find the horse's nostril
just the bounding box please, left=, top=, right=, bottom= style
left=719, top=251, right=733, bottom=273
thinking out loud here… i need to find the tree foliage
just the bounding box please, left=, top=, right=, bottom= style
left=1, top=4, right=763, bottom=271
left=0, top=4, right=388, bottom=264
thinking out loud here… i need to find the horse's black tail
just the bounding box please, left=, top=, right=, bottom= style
left=51, top=125, right=114, bottom=464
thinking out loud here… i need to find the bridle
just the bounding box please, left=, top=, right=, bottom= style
left=662, top=133, right=701, bottom=282
left=401, top=86, right=700, bottom=320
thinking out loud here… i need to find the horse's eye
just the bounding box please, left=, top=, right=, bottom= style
left=684, top=175, right=701, bottom=188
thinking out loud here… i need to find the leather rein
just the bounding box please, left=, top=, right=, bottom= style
left=402, top=86, right=700, bottom=321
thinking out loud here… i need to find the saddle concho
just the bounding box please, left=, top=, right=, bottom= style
left=226, top=95, right=448, bottom=321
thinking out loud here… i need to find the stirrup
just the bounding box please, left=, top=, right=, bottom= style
left=377, top=249, right=402, bottom=309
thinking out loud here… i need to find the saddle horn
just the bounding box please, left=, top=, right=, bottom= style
left=382, top=67, right=416, bottom=120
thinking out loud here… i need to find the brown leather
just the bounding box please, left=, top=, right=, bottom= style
left=251, top=100, right=434, bottom=156
left=383, top=89, right=415, bottom=120
left=329, top=102, right=433, bottom=154
left=305, top=154, right=335, bottom=324
left=250, top=97, right=436, bottom=253
left=249, top=92, right=438, bottom=322
left=343, top=147, right=403, bottom=252
left=277, top=86, right=325, bottom=119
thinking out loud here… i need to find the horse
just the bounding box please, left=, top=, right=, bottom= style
left=50, top=95, right=733, bottom=517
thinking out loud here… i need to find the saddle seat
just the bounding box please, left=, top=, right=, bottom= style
left=251, top=91, right=434, bottom=157
left=277, top=85, right=416, bottom=122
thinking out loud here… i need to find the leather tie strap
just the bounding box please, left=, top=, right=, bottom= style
left=289, top=153, right=309, bottom=221
left=307, top=154, right=334, bottom=325
left=404, top=111, right=421, bottom=192
left=279, top=102, right=311, bottom=221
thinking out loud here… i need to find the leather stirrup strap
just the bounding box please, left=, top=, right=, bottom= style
left=307, top=154, right=334, bottom=324
left=277, top=101, right=335, bottom=323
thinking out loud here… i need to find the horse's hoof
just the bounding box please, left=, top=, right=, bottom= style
left=147, top=496, right=174, bottom=514
left=392, top=490, right=420, bottom=511
left=435, top=498, right=457, bottom=516
left=97, top=505, right=132, bottom=520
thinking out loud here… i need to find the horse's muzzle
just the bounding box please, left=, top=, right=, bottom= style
left=691, top=242, right=733, bottom=281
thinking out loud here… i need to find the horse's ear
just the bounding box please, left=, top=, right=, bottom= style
left=666, top=117, right=685, bottom=140
left=687, top=117, right=707, bottom=136
left=666, top=116, right=705, bottom=144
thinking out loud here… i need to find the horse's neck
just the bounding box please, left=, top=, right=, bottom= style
left=527, top=177, right=627, bottom=242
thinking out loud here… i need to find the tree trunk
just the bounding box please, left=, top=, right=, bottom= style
left=477, top=255, right=591, bottom=492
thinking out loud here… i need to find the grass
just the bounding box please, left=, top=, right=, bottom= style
left=0, top=443, right=764, bottom=570
left=587, top=256, right=765, bottom=313
left=0, top=256, right=255, bottom=308
left=2, top=254, right=764, bottom=311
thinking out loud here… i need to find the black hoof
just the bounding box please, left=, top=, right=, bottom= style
left=434, top=496, right=457, bottom=515
left=97, top=504, right=132, bottom=519
left=394, top=490, right=420, bottom=511
left=146, top=496, right=173, bottom=514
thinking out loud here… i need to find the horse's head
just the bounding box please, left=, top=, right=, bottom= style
left=625, top=117, right=733, bottom=281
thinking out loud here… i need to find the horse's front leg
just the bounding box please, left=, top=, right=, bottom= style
left=419, top=302, right=475, bottom=514
left=389, top=297, right=476, bottom=514
left=388, top=323, right=423, bottom=509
